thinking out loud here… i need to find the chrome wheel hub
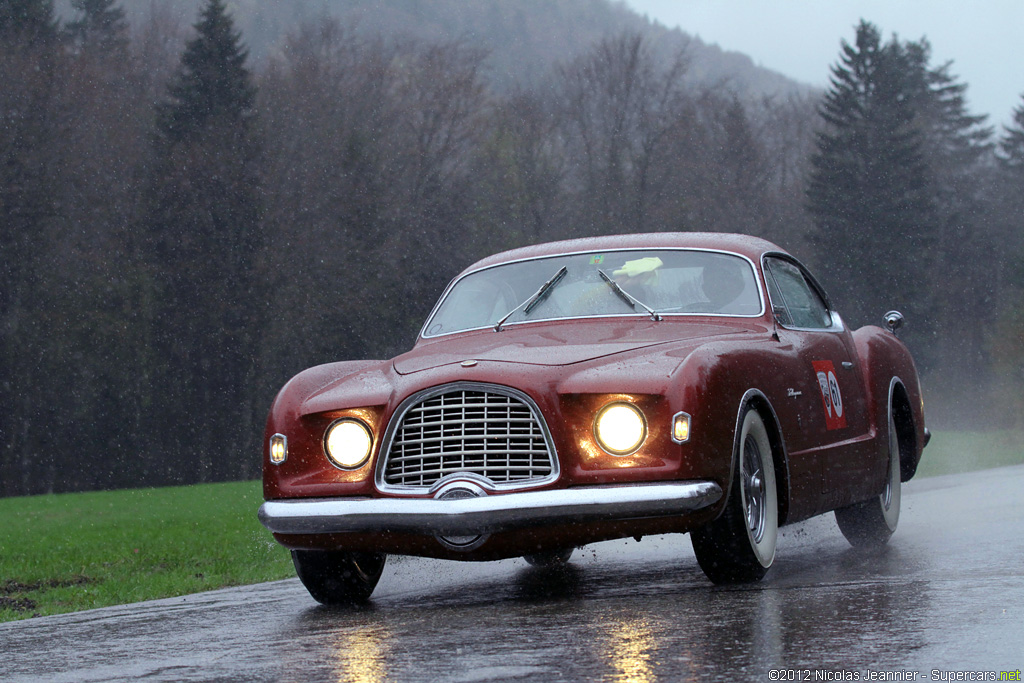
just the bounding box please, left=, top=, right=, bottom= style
left=742, top=435, right=766, bottom=543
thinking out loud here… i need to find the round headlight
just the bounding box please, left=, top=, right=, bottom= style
left=324, top=418, right=373, bottom=469
left=595, top=403, right=647, bottom=455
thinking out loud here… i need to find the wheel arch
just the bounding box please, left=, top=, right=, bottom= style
left=889, top=377, right=918, bottom=482
left=735, top=389, right=791, bottom=526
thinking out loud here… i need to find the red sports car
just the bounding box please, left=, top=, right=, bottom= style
left=259, top=233, right=928, bottom=603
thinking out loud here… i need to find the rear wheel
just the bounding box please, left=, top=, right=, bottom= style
left=835, top=411, right=901, bottom=547
left=691, top=408, right=778, bottom=584
left=291, top=550, right=386, bottom=604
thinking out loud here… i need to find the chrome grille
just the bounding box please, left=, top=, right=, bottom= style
left=382, top=387, right=555, bottom=489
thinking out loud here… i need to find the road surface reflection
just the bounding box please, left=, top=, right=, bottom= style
left=273, top=540, right=934, bottom=682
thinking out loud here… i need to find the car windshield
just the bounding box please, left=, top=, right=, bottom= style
left=423, top=249, right=762, bottom=337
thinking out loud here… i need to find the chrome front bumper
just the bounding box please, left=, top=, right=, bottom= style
left=258, top=481, right=722, bottom=537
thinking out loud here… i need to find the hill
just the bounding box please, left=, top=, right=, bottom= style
left=58, top=0, right=811, bottom=100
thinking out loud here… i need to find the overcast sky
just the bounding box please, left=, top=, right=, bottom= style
left=624, top=0, right=1023, bottom=128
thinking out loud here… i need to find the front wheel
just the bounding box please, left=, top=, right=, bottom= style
left=835, top=412, right=901, bottom=547
left=691, top=408, right=778, bottom=584
left=523, top=547, right=573, bottom=567
left=291, top=550, right=386, bottom=604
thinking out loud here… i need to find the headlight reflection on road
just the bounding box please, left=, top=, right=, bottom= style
left=605, top=618, right=657, bottom=683
left=332, top=625, right=390, bottom=683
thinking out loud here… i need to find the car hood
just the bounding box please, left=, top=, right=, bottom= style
left=393, top=320, right=749, bottom=375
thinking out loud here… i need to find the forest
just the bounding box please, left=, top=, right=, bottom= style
left=2, top=0, right=1023, bottom=497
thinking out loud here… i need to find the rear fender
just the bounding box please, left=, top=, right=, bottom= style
left=851, top=326, right=926, bottom=481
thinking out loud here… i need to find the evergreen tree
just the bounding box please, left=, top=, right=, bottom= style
left=65, top=0, right=128, bottom=56
left=997, top=97, right=1024, bottom=249
left=0, top=0, right=60, bottom=495
left=144, top=0, right=263, bottom=482
left=157, top=0, right=256, bottom=145
left=58, top=0, right=151, bottom=492
left=990, top=97, right=1024, bottom=428
left=899, top=39, right=994, bottom=385
left=902, top=41, right=990, bottom=160
left=0, top=0, right=57, bottom=44
left=807, top=21, right=935, bottom=343
left=999, top=96, right=1024, bottom=171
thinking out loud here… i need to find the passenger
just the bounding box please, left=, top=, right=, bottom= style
left=612, top=256, right=662, bottom=303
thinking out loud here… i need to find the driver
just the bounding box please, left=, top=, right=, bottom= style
left=700, top=259, right=746, bottom=311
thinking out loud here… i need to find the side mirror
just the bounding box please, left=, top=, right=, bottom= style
left=883, top=310, right=904, bottom=336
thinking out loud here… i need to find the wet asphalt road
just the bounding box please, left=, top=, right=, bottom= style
left=3, top=465, right=1022, bottom=683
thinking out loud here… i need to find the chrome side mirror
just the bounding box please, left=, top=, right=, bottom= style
left=883, top=310, right=904, bottom=336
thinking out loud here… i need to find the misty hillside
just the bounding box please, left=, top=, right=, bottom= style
left=59, top=0, right=810, bottom=100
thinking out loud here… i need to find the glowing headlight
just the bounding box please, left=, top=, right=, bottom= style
left=324, top=418, right=373, bottom=469
left=595, top=403, right=647, bottom=455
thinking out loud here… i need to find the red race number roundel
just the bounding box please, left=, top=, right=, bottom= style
left=812, top=360, right=846, bottom=430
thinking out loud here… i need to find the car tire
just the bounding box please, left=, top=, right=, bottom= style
left=691, top=408, right=778, bottom=584
left=523, top=548, right=573, bottom=567
left=291, top=550, right=386, bottom=604
left=835, top=411, right=901, bottom=547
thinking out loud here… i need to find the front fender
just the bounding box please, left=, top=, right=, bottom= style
left=263, top=360, right=389, bottom=499
left=667, top=340, right=787, bottom=521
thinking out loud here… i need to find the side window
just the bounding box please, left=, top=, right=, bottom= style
left=764, top=257, right=832, bottom=329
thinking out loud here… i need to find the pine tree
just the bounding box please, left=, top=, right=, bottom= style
left=996, top=97, right=1024, bottom=289
left=65, top=0, right=128, bottom=55
left=807, top=21, right=935, bottom=340
left=990, top=98, right=1024, bottom=428
left=144, top=0, right=263, bottom=482
left=899, top=38, right=991, bottom=226
left=0, top=0, right=60, bottom=495
left=1000, top=97, right=1024, bottom=171
left=898, top=39, right=994, bottom=382
left=0, top=0, right=57, bottom=44
left=904, top=42, right=989, bottom=140
left=157, top=0, right=256, bottom=145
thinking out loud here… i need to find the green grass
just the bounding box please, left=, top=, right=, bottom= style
left=1, top=431, right=1021, bottom=624
left=0, top=480, right=293, bottom=623
left=915, top=430, right=1024, bottom=479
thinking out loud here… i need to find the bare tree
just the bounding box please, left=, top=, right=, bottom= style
left=557, top=32, right=689, bottom=235
left=259, top=18, right=490, bottom=379
left=468, top=88, right=566, bottom=250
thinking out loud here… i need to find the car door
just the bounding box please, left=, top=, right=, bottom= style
left=762, top=255, right=872, bottom=508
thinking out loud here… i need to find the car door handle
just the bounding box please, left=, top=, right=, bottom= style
left=841, top=361, right=854, bottom=370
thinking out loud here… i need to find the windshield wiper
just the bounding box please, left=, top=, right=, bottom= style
left=598, top=269, right=662, bottom=321
left=494, top=266, right=568, bottom=332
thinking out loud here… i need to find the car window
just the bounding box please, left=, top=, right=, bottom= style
left=424, top=249, right=763, bottom=336
left=764, top=257, right=833, bottom=329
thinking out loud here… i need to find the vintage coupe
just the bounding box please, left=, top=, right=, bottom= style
left=259, top=233, right=928, bottom=603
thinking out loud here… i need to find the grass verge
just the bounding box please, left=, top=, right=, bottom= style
left=0, top=480, right=293, bottom=623
left=1, top=431, right=1021, bottom=624
left=914, top=430, right=1024, bottom=479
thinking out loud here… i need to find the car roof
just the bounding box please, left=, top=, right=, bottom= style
left=462, top=232, right=786, bottom=275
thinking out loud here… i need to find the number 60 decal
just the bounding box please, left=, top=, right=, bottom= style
left=812, top=360, right=846, bottom=430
